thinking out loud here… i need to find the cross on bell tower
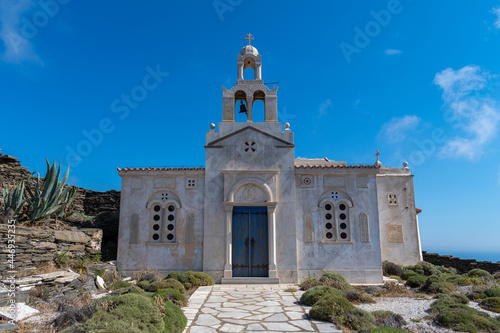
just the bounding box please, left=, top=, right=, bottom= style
left=245, top=33, right=254, bottom=45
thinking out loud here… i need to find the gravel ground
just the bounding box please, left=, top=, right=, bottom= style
left=355, top=296, right=499, bottom=333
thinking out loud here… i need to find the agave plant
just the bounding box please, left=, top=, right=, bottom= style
left=2, top=181, right=26, bottom=217
left=28, top=158, right=77, bottom=222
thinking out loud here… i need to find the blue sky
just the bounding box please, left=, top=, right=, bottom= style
left=1, top=0, right=500, bottom=260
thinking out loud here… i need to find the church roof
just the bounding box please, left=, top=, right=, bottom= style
left=294, top=158, right=380, bottom=169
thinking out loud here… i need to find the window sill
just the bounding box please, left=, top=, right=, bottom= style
left=321, top=241, right=354, bottom=245
left=146, top=242, right=178, bottom=246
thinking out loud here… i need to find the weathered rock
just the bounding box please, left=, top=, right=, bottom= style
left=68, top=244, right=85, bottom=251
left=0, top=323, right=18, bottom=332
left=54, top=270, right=79, bottom=284
left=29, top=241, right=57, bottom=250
left=0, top=303, right=39, bottom=321
left=53, top=231, right=90, bottom=244
left=35, top=271, right=65, bottom=282
left=95, top=276, right=106, bottom=289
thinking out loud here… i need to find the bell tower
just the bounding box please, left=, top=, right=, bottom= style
left=221, top=34, right=278, bottom=123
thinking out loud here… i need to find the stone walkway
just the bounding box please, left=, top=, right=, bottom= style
left=182, top=284, right=342, bottom=332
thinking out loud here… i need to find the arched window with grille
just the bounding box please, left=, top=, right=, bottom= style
left=319, top=191, right=353, bottom=243
left=146, top=191, right=181, bottom=243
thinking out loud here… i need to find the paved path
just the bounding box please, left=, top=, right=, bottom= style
left=182, top=284, right=342, bottom=332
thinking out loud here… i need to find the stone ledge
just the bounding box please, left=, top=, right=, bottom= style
left=221, top=277, right=280, bottom=284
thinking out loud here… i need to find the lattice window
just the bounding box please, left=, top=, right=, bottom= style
left=388, top=193, right=398, bottom=205
left=150, top=203, right=162, bottom=242
left=164, top=204, right=177, bottom=242
left=186, top=178, right=197, bottom=189
left=322, top=200, right=351, bottom=242
left=301, top=175, right=314, bottom=188
left=323, top=202, right=336, bottom=241
left=242, top=139, right=257, bottom=153
left=336, top=202, right=350, bottom=241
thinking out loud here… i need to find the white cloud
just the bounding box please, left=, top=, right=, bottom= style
left=434, top=65, right=500, bottom=160
left=493, top=6, right=500, bottom=29
left=0, top=0, right=39, bottom=63
left=385, top=49, right=402, bottom=55
left=379, top=115, right=421, bottom=144
left=318, top=99, right=332, bottom=118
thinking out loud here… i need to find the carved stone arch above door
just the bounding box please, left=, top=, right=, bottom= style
left=226, top=178, right=273, bottom=203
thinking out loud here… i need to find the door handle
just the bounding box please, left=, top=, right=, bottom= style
left=250, top=238, right=256, bottom=247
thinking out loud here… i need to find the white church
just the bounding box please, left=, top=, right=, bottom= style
left=116, top=35, right=422, bottom=284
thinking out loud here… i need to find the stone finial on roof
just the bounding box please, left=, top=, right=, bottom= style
left=374, top=150, right=382, bottom=167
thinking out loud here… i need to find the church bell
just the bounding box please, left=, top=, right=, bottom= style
left=239, top=100, right=247, bottom=114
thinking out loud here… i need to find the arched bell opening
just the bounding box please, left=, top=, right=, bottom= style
left=244, top=67, right=255, bottom=80
left=251, top=90, right=266, bottom=122
left=235, top=90, right=248, bottom=122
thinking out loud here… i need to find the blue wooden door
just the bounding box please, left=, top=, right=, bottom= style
left=232, top=207, right=269, bottom=277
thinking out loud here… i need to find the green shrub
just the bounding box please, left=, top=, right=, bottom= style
left=405, top=261, right=440, bottom=277
left=479, top=297, right=500, bottom=313
left=436, top=307, right=499, bottom=332
left=319, top=272, right=354, bottom=291
left=338, top=308, right=375, bottom=331
left=382, top=261, right=404, bottom=277
left=436, top=265, right=457, bottom=275
left=467, top=291, right=486, bottom=301
left=405, top=274, right=426, bottom=288
left=110, top=285, right=146, bottom=296
left=429, top=295, right=469, bottom=315
left=152, top=288, right=187, bottom=307
left=401, top=269, right=418, bottom=280
left=309, top=294, right=354, bottom=322
left=192, top=272, right=215, bottom=286
left=389, top=275, right=403, bottom=283
left=166, top=271, right=213, bottom=290
left=137, top=280, right=151, bottom=290
left=146, top=279, right=187, bottom=293
left=371, top=310, right=407, bottom=328
left=63, top=294, right=164, bottom=333
left=111, top=280, right=132, bottom=290
left=162, top=301, right=187, bottom=333
left=424, top=275, right=454, bottom=294
left=468, top=269, right=492, bottom=278
left=299, top=276, right=322, bottom=291
left=447, top=274, right=473, bottom=286
left=342, top=291, right=376, bottom=304
left=300, top=286, right=345, bottom=306
left=484, top=287, right=500, bottom=298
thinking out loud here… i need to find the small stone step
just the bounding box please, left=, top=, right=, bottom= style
left=221, top=277, right=280, bottom=284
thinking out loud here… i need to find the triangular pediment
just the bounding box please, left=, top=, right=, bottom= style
left=206, top=126, right=293, bottom=147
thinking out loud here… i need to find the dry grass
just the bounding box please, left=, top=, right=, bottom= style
left=381, top=281, right=412, bottom=297
left=284, top=286, right=298, bottom=292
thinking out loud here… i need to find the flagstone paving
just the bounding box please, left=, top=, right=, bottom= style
left=182, top=284, right=342, bottom=333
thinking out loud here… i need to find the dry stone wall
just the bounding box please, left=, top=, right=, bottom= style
left=423, top=251, right=500, bottom=274
left=0, top=224, right=102, bottom=275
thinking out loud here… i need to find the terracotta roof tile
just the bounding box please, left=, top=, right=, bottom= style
left=295, top=164, right=380, bottom=169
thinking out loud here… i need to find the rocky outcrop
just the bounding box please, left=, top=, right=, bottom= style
left=0, top=149, right=120, bottom=216
left=422, top=251, right=500, bottom=274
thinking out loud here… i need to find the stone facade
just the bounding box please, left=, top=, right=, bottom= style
left=117, top=41, right=422, bottom=284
